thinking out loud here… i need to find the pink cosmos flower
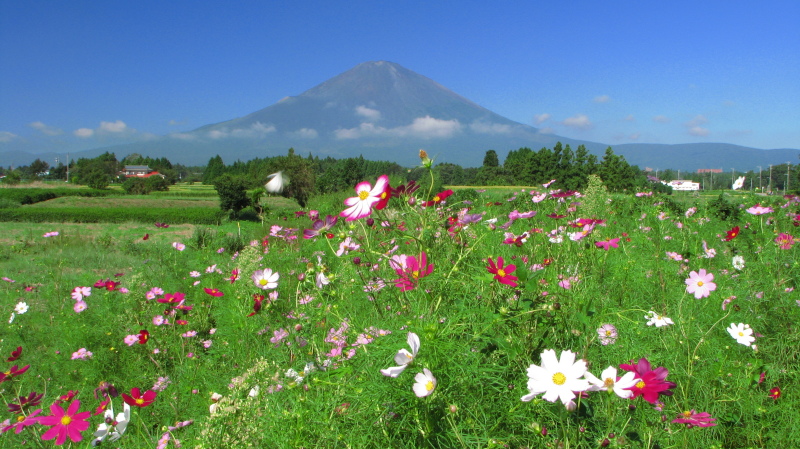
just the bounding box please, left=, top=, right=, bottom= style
left=39, top=399, right=91, bottom=445
left=746, top=204, right=773, bottom=215
left=685, top=269, right=717, bottom=299
left=597, top=324, right=618, bottom=345
left=391, top=253, right=434, bottom=291
left=620, top=358, right=676, bottom=403
left=775, top=233, right=795, bottom=249
left=172, top=242, right=186, bottom=251
left=486, top=256, right=518, bottom=287
left=672, top=410, right=717, bottom=428
left=595, top=238, right=620, bottom=251
left=340, top=175, right=390, bottom=221
left=73, top=301, right=87, bottom=313
left=124, top=335, right=139, bottom=346
left=71, top=286, right=91, bottom=301
left=1, top=408, right=42, bottom=434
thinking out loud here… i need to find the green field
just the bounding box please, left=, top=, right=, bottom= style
left=1, top=179, right=799, bottom=448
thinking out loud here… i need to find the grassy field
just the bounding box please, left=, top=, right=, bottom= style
left=1, top=178, right=799, bottom=448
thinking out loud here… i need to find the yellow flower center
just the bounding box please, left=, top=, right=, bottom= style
left=497, top=269, right=506, bottom=277
left=697, top=281, right=704, bottom=287
left=635, top=380, right=646, bottom=389
left=603, top=378, right=615, bottom=388
left=682, top=410, right=692, bottom=418
left=3, top=370, right=9, bottom=376
left=16, top=415, right=25, bottom=423
left=358, top=191, right=369, bottom=200
left=136, top=398, right=145, bottom=405
left=259, top=279, right=267, bottom=286
left=426, top=381, right=434, bottom=392
left=605, top=330, right=613, bottom=336
left=412, top=270, right=420, bottom=279
left=552, top=372, right=567, bottom=385
left=61, top=416, right=72, bottom=426
left=381, top=192, right=387, bottom=199
left=739, top=331, right=744, bottom=337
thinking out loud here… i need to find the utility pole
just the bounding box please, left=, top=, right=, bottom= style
left=787, top=162, right=791, bottom=195
left=732, top=168, right=735, bottom=189
left=757, top=166, right=762, bottom=192
left=769, top=165, right=773, bottom=194
left=66, top=153, right=70, bottom=182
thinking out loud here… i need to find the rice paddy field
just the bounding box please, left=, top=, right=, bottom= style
left=1, top=177, right=799, bottom=448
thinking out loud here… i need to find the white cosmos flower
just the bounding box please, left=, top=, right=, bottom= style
left=265, top=171, right=288, bottom=193
left=645, top=311, right=674, bottom=327
left=732, top=255, right=745, bottom=271
left=412, top=368, right=437, bottom=398
left=727, top=323, right=755, bottom=346
left=521, top=349, right=590, bottom=407
left=92, top=402, right=130, bottom=446
left=585, top=366, right=639, bottom=399
left=14, top=302, right=29, bottom=314
left=252, top=269, right=279, bottom=290
left=381, top=332, right=420, bottom=377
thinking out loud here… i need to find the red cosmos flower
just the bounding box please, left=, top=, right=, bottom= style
left=157, top=292, right=185, bottom=305
left=546, top=213, right=567, bottom=219
left=550, top=190, right=577, bottom=198
left=138, top=330, right=150, bottom=344
left=7, top=391, right=43, bottom=413
left=143, top=233, right=149, bottom=240
left=486, top=256, right=518, bottom=287
left=421, top=189, right=454, bottom=207
left=620, top=358, right=676, bottom=403
left=228, top=269, right=239, bottom=283
left=122, top=388, right=157, bottom=408
left=374, top=182, right=392, bottom=210
left=671, top=410, right=717, bottom=428
left=0, top=364, right=30, bottom=383
left=769, top=387, right=781, bottom=400
left=247, top=294, right=265, bottom=317
left=390, top=253, right=434, bottom=291
left=7, top=346, right=22, bottom=362
left=724, top=226, right=740, bottom=241
left=54, top=390, right=79, bottom=406
left=204, top=287, right=224, bottom=297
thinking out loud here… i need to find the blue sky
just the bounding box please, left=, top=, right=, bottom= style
left=1, top=0, right=798, bottom=158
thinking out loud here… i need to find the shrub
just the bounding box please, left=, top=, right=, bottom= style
left=214, top=174, right=251, bottom=217
left=122, top=178, right=150, bottom=195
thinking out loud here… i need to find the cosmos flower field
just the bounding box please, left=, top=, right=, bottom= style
left=1, top=173, right=799, bottom=448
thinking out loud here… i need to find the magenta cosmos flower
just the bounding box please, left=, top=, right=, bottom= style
left=39, top=399, right=92, bottom=445
left=672, top=410, right=717, bottom=428
left=775, top=233, right=795, bottom=249
left=685, top=269, right=716, bottom=299
left=620, top=358, right=676, bottom=403
left=340, top=175, right=390, bottom=221
left=595, top=238, right=620, bottom=251
left=390, top=253, right=434, bottom=291
left=486, top=256, right=518, bottom=287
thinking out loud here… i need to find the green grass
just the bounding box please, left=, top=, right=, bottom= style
left=1, top=182, right=799, bottom=448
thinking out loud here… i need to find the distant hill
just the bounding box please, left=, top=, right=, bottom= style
left=3, top=61, right=798, bottom=170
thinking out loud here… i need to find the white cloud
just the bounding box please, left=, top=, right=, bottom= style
left=355, top=105, right=381, bottom=122
left=533, top=113, right=551, bottom=124
left=74, top=128, right=94, bottom=138
left=686, top=115, right=708, bottom=127
left=168, top=119, right=186, bottom=126
left=623, top=114, right=635, bottom=122
left=562, top=114, right=592, bottom=129
left=593, top=95, right=611, bottom=103
left=470, top=121, right=512, bottom=134
left=73, top=120, right=135, bottom=138
left=652, top=115, right=670, bottom=123
left=335, top=116, right=461, bottom=140
left=29, top=121, right=63, bottom=136
left=537, top=127, right=554, bottom=135
left=0, top=131, right=18, bottom=142
left=688, top=126, right=710, bottom=137
left=629, top=133, right=641, bottom=140
left=169, top=132, right=196, bottom=140
left=291, top=128, right=319, bottom=139
left=99, top=120, right=128, bottom=133
left=209, top=122, right=277, bottom=139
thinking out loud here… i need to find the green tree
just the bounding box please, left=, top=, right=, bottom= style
left=123, top=177, right=150, bottom=195
left=214, top=174, right=250, bottom=217
left=84, top=168, right=110, bottom=189
left=203, top=155, right=225, bottom=185
left=482, top=150, right=499, bottom=167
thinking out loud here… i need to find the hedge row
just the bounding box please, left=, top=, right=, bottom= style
left=0, top=188, right=123, bottom=205
left=0, top=207, right=226, bottom=225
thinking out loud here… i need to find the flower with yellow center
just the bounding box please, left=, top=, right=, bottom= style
left=585, top=366, right=639, bottom=398
left=726, top=322, right=755, bottom=346
left=521, top=349, right=590, bottom=407
left=413, top=368, right=437, bottom=398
